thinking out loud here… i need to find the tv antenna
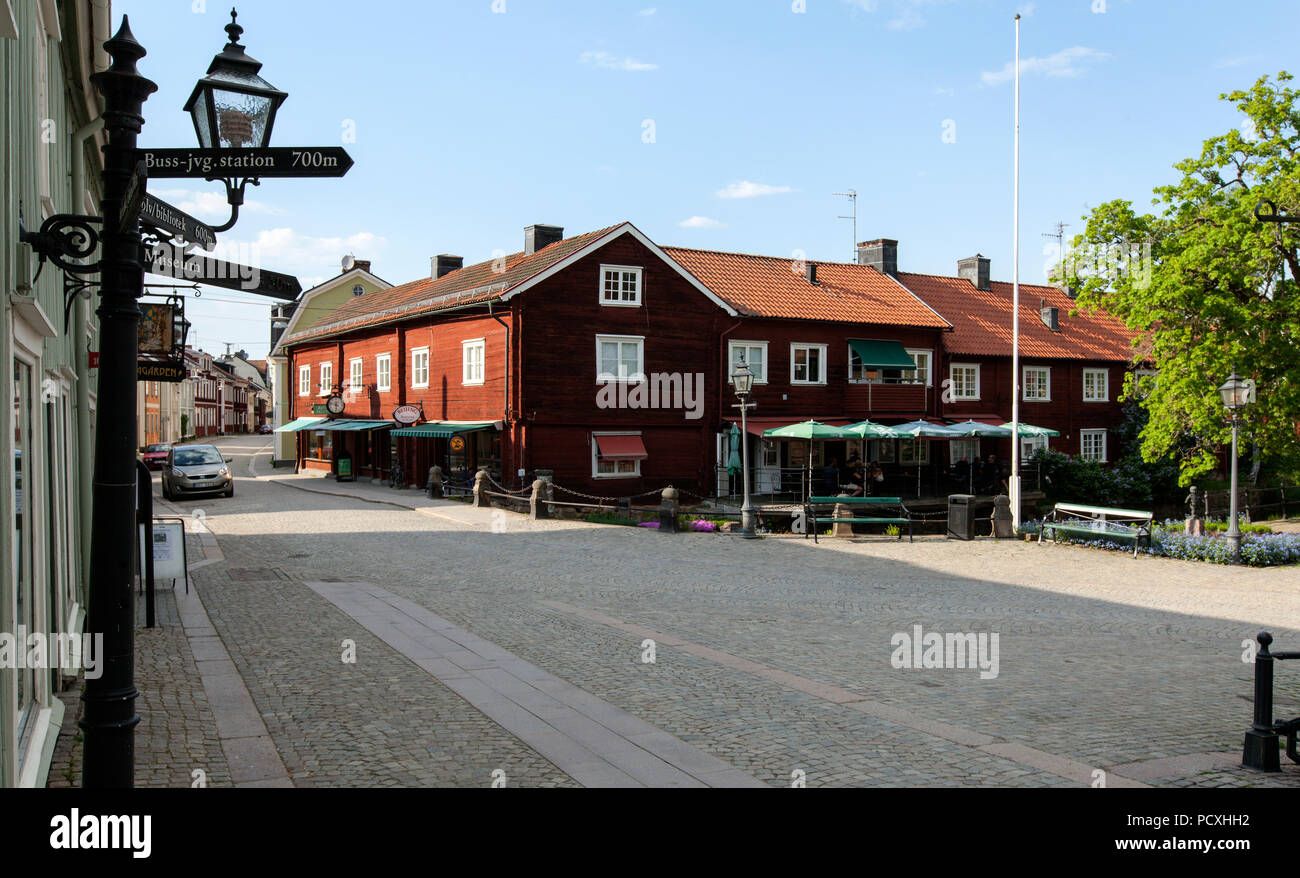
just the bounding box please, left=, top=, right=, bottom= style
left=834, top=190, right=857, bottom=262
left=1042, top=221, right=1069, bottom=283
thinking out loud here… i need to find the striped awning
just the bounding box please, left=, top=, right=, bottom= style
left=392, top=421, right=495, bottom=439
left=274, top=417, right=327, bottom=433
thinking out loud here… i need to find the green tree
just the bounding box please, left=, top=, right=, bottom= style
left=1063, top=72, right=1300, bottom=484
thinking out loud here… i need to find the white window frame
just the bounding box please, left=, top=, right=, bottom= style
left=899, top=441, right=930, bottom=466
left=595, top=335, right=645, bottom=384
left=599, top=265, right=643, bottom=307
left=376, top=354, right=392, bottom=392
left=1022, top=366, right=1051, bottom=402
left=904, top=349, right=932, bottom=386
left=729, top=341, right=768, bottom=385
left=592, top=431, right=643, bottom=479
left=318, top=362, right=332, bottom=396
left=949, top=438, right=980, bottom=465
left=349, top=358, right=363, bottom=392
left=462, top=339, right=485, bottom=386
left=1020, top=435, right=1048, bottom=462
left=1080, top=429, right=1108, bottom=462
left=949, top=363, right=980, bottom=400
left=790, top=343, right=827, bottom=386
left=299, top=365, right=310, bottom=396
left=1083, top=368, right=1109, bottom=402
left=411, top=347, right=430, bottom=389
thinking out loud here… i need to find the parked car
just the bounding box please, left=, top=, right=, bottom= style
left=140, top=443, right=172, bottom=470
left=162, top=444, right=234, bottom=500
left=256, top=423, right=272, bottom=434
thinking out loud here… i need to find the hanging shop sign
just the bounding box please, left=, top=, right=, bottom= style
left=392, top=405, right=421, bottom=425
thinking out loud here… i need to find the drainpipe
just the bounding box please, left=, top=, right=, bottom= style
left=487, top=300, right=511, bottom=480
left=72, top=116, right=104, bottom=598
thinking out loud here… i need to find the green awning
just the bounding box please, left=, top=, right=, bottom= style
left=317, top=420, right=394, bottom=432
left=274, top=417, right=327, bottom=433
left=847, top=339, right=917, bottom=370
left=392, top=421, right=495, bottom=439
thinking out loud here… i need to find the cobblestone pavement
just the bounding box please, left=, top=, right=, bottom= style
left=121, top=435, right=1300, bottom=788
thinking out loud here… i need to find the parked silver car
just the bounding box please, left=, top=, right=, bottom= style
left=162, top=444, right=234, bottom=500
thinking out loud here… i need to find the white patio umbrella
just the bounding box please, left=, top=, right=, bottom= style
left=890, top=420, right=962, bottom=497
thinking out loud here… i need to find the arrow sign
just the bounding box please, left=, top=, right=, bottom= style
left=139, top=194, right=218, bottom=250
left=143, top=243, right=302, bottom=300
left=139, top=147, right=354, bottom=179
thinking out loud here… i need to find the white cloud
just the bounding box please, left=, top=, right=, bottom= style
left=637, top=7, right=657, bottom=15
left=152, top=188, right=287, bottom=220
left=579, top=50, right=658, bottom=72
left=677, top=216, right=726, bottom=229
left=980, top=46, right=1110, bottom=86
left=934, top=86, right=955, bottom=96
left=1214, top=55, right=1261, bottom=70
left=218, top=227, right=389, bottom=283
left=716, top=181, right=793, bottom=200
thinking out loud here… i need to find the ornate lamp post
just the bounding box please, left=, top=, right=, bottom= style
left=731, top=361, right=757, bottom=538
left=182, top=9, right=287, bottom=231
left=1217, top=371, right=1255, bottom=565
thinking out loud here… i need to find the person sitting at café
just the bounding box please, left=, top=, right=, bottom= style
left=842, top=461, right=865, bottom=496
left=823, top=458, right=840, bottom=495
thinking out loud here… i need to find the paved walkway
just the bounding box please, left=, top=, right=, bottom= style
left=50, top=436, right=1300, bottom=787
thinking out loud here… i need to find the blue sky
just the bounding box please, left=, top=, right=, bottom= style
left=113, top=0, right=1296, bottom=359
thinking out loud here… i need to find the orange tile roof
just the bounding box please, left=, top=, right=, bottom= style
left=663, top=247, right=951, bottom=329
left=282, top=225, right=624, bottom=346
left=897, top=272, right=1137, bottom=361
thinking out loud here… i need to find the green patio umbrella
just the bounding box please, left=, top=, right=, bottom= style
left=999, top=422, right=1060, bottom=437
left=946, top=421, right=1013, bottom=493
left=762, top=421, right=857, bottom=501
left=727, top=423, right=742, bottom=477
left=843, top=421, right=905, bottom=492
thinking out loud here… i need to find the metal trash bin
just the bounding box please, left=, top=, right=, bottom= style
left=947, top=494, right=976, bottom=540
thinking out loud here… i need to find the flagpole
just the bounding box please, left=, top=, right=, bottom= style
left=1009, top=13, right=1022, bottom=531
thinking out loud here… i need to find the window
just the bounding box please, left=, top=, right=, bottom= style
left=463, top=339, right=485, bottom=386
left=600, top=265, right=643, bottom=306
left=349, top=358, right=363, bottom=392
left=1020, top=435, right=1048, bottom=462
left=299, top=365, right=310, bottom=396
left=729, top=341, right=768, bottom=384
left=376, top=354, right=391, bottom=392
left=1023, top=367, right=1051, bottom=401
left=849, top=347, right=932, bottom=385
left=949, top=438, right=980, bottom=465
left=1081, top=429, right=1107, bottom=462
left=319, top=362, right=332, bottom=395
left=592, top=432, right=643, bottom=478
left=1083, top=368, right=1109, bottom=402
left=791, top=344, right=826, bottom=385
left=903, top=349, right=932, bottom=386
left=596, top=335, right=645, bottom=382
left=899, top=441, right=930, bottom=466
left=411, top=348, right=430, bottom=388
left=949, top=364, right=980, bottom=400
left=760, top=441, right=779, bottom=467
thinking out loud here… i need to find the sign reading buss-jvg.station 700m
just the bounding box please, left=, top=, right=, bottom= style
left=139, top=147, right=354, bottom=178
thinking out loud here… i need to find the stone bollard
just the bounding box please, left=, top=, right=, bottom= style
left=991, top=494, right=1015, bottom=539
left=658, top=487, right=680, bottom=533
left=427, top=465, right=443, bottom=499
left=530, top=479, right=552, bottom=520
left=833, top=500, right=855, bottom=538
left=473, top=470, right=490, bottom=508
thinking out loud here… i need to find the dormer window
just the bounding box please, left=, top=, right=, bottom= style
left=600, top=265, right=642, bottom=307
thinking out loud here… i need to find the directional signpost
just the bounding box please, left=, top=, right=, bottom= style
left=143, top=242, right=302, bottom=300
left=139, top=146, right=354, bottom=179
left=119, top=160, right=147, bottom=229
left=139, top=194, right=217, bottom=250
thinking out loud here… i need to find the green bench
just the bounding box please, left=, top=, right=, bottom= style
left=805, top=496, right=913, bottom=544
left=1038, top=502, right=1154, bottom=557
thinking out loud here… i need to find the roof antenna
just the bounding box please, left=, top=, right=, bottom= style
left=1042, top=221, right=1068, bottom=288
left=834, top=190, right=857, bottom=262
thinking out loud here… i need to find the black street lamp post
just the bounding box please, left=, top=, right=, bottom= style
left=79, top=17, right=158, bottom=788
left=1217, top=371, right=1255, bottom=566
left=731, top=362, right=758, bottom=538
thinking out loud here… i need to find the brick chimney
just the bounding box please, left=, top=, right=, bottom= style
left=351, top=260, right=371, bottom=274
left=958, top=254, right=991, bottom=291
left=524, top=224, right=564, bottom=255
left=432, top=254, right=463, bottom=279
left=857, top=239, right=898, bottom=276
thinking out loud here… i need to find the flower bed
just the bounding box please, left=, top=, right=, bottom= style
left=1020, top=518, right=1300, bottom=567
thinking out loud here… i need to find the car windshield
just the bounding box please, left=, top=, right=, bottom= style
left=174, top=448, right=223, bottom=466
left=147, top=444, right=171, bottom=452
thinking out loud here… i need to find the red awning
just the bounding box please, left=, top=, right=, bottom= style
left=595, top=434, right=648, bottom=461
left=731, top=418, right=853, bottom=437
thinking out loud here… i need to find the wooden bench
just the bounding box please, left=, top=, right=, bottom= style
left=1038, top=502, right=1154, bottom=557
left=805, top=496, right=913, bottom=544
